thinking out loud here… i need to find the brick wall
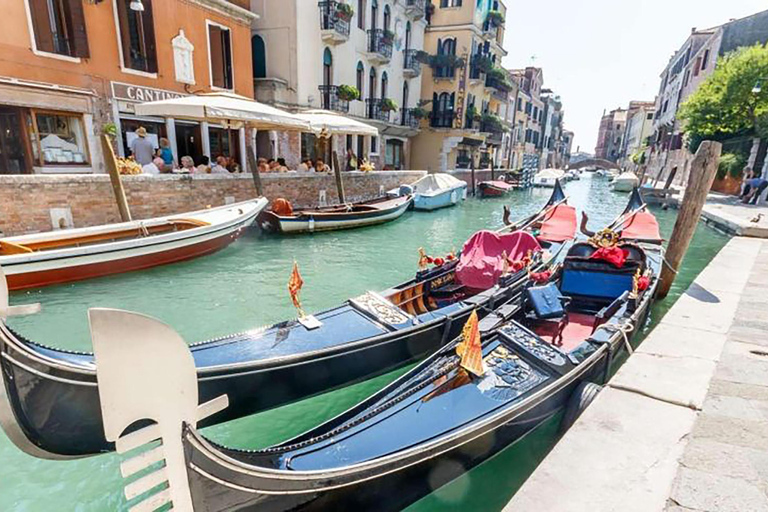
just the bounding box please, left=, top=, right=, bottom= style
left=0, top=171, right=426, bottom=236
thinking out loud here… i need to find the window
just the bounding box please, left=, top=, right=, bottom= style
left=116, top=0, right=157, bottom=73
left=29, top=110, right=89, bottom=166
left=252, top=35, right=266, bottom=79
left=356, top=61, right=365, bottom=96
left=369, top=67, right=377, bottom=99
left=346, top=134, right=353, bottom=151
left=383, top=5, right=391, bottom=31
left=27, top=0, right=89, bottom=58
left=356, top=135, right=365, bottom=161
left=532, top=106, right=538, bottom=120
left=381, top=71, right=388, bottom=99
left=208, top=22, right=233, bottom=89
left=693, top=57, right=701, bottom=77
left=323, top=47, right=333, bottom=88
left=440, top=0, right=461, bottom=6
left=702, top=49, right=710, bottom=70
left=301, top=132, right=317, bottom=161
left=370, top=135, right=378, bottom=154
left=357, top=0, right=366, bottom=29
left=385, top=139, right=403, bottom=169
left=646, top=112, right=654, bottom=120
left=517, top=97, right=522, bottom=111
left=525, top=102, right=532, bottom=115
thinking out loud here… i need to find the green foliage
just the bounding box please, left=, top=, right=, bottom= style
left=428, top=53, right=465, bottom=69
left=679, top=44, right=768, bottom=143
left=381, top=98, right=399, bottom=112
left=466, top=105, right=481, bottom=121
left=487, top=10, right=505, bottom=27
left=382, top=29, right=395, bottom=43
left=414, top=50, right=432, bottom=64
left=480, top=112, right=508, bottom=133
left=103, top=122, right=118, bottom=138
left=486, top=66, right=513, bottom=91
left=716, top=152, right=747, bottom=180
left=630, top=147, right=647, bottom=165
left=335, top=2, right=354, bottom=21
left=411, top=107, right=430, bottom=119
left=473, top=54, right=494, bottom=73
left=337, top=84, right=360, bottom=101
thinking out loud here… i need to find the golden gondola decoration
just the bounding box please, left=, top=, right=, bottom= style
left=288, top=260, right=322, bottom=329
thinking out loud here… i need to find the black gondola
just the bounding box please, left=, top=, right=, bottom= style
left=89, top=191, right=664, bottom=512
left=0, top=184, right=575, bottom=459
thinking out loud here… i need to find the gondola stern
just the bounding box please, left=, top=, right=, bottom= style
left=90, top=308, right=227, bottom=512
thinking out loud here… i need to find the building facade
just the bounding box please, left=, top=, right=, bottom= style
left=0, top=0, right=255, bottom=175
left=594, top=107, right=627, bottom=162
left=409, top=0, right=510, bottom=171
left=620, top=100, right=655, bottom=169
left=250, top=0, right=427, bottom=170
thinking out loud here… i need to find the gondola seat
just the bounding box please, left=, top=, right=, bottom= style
left=525, top=283, right=571, bottom=346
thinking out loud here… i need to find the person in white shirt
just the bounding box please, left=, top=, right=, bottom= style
left=211, top=155, right=230, bottom=174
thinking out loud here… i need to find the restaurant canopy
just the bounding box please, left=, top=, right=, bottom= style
left=293, top=109, right=379, bottom=137
left=134, top=92, right=310, bottom=131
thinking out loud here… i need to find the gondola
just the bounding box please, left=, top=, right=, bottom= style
left=89, top=190, right=664, bottom=512
left=256, top=195, right=413, bottom=234
left=0, top=182, right=576, bottom=459
left=0, top=199, right=268, bottom=290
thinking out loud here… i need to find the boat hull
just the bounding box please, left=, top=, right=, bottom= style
left=413, top=185, right=467, bottom=211
left=1, top=200, right=266, bottom=290
left=478, top=181, right=513, bottom=197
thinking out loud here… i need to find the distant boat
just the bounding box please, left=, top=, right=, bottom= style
left=477, top=179, right=514, bottom=197
left=611, top=172, right=640, bottom=192
left=0, top=199, right=267, bottom=290
left=533, top=168, right=565, bottom=188
left=390, top=173, right=467, bottom=211
left=257, top=195, right=413, bottom=234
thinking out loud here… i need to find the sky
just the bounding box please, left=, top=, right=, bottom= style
left=501, top=0, right=768, bottom=154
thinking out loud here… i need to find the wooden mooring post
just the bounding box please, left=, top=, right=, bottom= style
left=101, top=134, right=132, bottom=222
left=332, top=150, right=346, bottom=204
left=656, top=140, right=722, bottom=299
left=246, top=144, right=264, bottom=197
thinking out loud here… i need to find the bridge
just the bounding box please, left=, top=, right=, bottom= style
left=569, top=158, right=620, bottom=171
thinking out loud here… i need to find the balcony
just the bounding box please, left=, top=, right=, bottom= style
left=318, top=85, right=350, bottom=113
left=485, top=75, right=512, bottom=93
left=367, top=29, right=393, bottom=64
left=318, top=1, right=351, bottom=44
left=404, top=0, right=426, bottom=19
left=431, top=110, right=455, bottom=129
left=403, top=49, right=422, bottom=78
left=400, top=108, right=421, bottom=129
left=482, top=20, right=498, bottom=40
left=366, top=98, right=391, bottom=122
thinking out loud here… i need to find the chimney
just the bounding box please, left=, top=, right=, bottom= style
left=691, top=27, right=696, bottom=33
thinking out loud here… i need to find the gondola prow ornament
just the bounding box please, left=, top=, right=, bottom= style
left=288, top=261, right=322, bottom=329
left=456, top=310, right=485, bottom=377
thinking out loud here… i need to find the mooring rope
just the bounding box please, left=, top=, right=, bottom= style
left=596, top=320, right=635, bottom=355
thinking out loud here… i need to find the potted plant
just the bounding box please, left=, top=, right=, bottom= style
left=473, top=54, right=494, bottom=73
left=381, top=98, right=399, bottom=112
left=414, top=50, right=432, bottom=64
left=335, top=2, right=354, bottom=21
left=487, top=10, right=505, bottom=27
left=382, top=29, right=395, bottom=45
left=337, top=84, right=361, bottom=102
left=429, top=53, right=465, bottom=69
left=412, top=107, right=430, bottom=119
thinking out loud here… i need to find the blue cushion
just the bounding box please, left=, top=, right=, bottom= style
left=526, top=283, right=565, bottom=319
left=561, top=270, right=633, bottom=300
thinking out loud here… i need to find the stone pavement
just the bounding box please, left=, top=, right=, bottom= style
left=505, top=237, right=768, bottom=512
left=699, top=192, right=768, bottom=238
left=666, top=240, right=768, bottom=512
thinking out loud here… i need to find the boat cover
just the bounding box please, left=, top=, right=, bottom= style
left=456, top=230, right=541, bottom=290
left=620, top=211, right=661, bottom=241
left=534, top=168, right=565, bottom=180
left=538, top=204, right=577, bottom=242
left=481, top=180, right=514, bottom=190
left=410, top=174, right=464, bottom=194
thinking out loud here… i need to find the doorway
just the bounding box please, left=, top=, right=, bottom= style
left=0, top=107, right=30, bottom=174
left=175, top=122, right=203, bottom=164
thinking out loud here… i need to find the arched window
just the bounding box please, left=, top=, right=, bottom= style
left=369, top=67, right=377, bottom=99
left=383, top=4, right=391, bottom=31
left=356, top=61, right=365, bottom=96
left=323, top=48, right=333, bottom=87
left=403, top=24, right=411, bottom=52
left=402, top=81, right=409, bottom=109
left=357, top=0, right=366, bottom=29
left=371, top=0, right=378, bottom=30
left=381, top=71, right=388, bottom=99
left=251, top=35, right=266, bottom=79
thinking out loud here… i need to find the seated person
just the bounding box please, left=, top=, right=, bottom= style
left=179, top=155, right=196, bottom=173
left=211, top=155, right=230, bottom=174
left=195, top=155, right=211, bottom=174
left=315, top=159, right=331, bottom=173
left=226, top=156, right=241, bottom=173
left=268, top=159, right=281, bottom=172
left=741, top=177, right=768, bottom=205
left=141, top=156, right=165, bottom=175
left=257, top=157, right=269, bottom=173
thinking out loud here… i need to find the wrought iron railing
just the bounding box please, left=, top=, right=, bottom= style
left=485, top=75, right=512, bottom=92
left=366, top=98, right=391, bottom=122
left=404, top=49, right=421, bottom=75
left=400, top=108, right=420, bottom=128
left=367, top=29, right=393, bottom=59
left=318, top=1, right=350, bottom=38
left=405, top=0, right=426, bottom=18
left=431, top=110, right=454, bottom=128
left=318, top=85, right=350, bottom=113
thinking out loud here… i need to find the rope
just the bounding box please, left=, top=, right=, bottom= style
left=596, top=320, right=635, bottom=355
left=138, top=222, right=149, bottom=237
left=661, top=254, right=679, bottom=274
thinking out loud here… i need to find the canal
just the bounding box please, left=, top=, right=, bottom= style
left=1, top=175, right=729, bottom=511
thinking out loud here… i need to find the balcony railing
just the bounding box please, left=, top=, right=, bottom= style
left=404, top=0, right=426, bottom=19
left=318, top=1, right=350, bottom=41
left=431, top=110, right=454, bottom=128
left=403, top=49, right=422, bottom=77
left=318, top=85, right=350, bottom=113
left=367, top=29, right=393, bottom=61
left=366, top=98, right=391, bottom=122
left=485, top=75, right=512, bottom=93
left=401, top=108, right=420, bottom=128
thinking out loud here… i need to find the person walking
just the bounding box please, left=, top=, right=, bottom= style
left=130, top=127, right=156, bottom=166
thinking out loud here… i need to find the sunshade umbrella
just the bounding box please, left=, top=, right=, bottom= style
left=293, top=109, right=379, bottom=136
left=134, top=92, right=310, bottom=131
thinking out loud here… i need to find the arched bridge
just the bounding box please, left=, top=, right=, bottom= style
left=569, top=158, right=620, bottom=171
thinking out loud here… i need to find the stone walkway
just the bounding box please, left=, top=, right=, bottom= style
left=666, top=241, right=768, bottom=512
left=699, top=193, right=768, bottom=237
left=505, top=237, right=768, bottom=512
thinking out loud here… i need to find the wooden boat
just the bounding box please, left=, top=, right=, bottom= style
left=390, top=173, right=468, bottom=211
left=256, top=195, right=413, bottom=234
left=89, top=193, right=663, bottom=512
left=611, top=172, right=640, bottom=192
left=0, top=184, right=576, bottom=459
left=477, top=179, right=514, bottom=197
left=0, top=199, right=268, bottom=290
left=533, top=168, right=565, bottom=188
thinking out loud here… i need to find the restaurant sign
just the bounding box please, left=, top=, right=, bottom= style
left=111, top=81, right=188, bottom=103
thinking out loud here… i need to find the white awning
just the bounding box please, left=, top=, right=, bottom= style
left=134, top=92, right=310, bottom=131
left=294, top=109, right=379, bottom=136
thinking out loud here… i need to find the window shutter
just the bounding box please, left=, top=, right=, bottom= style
left=116, top=0, right=132, bottom=67
left=66, top=0, right=90, bottom=58
left=209, top=25, right=225, bottom=88
left=28, top=0, right=55, bottom=53
left=143, top=0, right=158, bottom=73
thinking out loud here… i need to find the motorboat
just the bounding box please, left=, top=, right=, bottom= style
left=0, top=199, right=267, bottom=290
left=611, top=172, right=640, bottom=192
left=533, top=168, right=565, bottom=188
left=256, top=195, right=413, bottom=234
left=389, top=173, right=467, bottom=211
left=0, top=185, right=577, bottom=458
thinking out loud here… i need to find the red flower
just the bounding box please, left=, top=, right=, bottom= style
left=426, top=256, right=434, bottom=264
left=433, top=257, right=445, bottom=266
left=637, top=276, right=650, bottom=291
left=530, top=270, right=551, bottom=284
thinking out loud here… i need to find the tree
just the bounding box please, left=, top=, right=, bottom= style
left=678, top=44, right=768, bottom=148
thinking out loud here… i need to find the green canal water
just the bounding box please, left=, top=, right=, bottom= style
left=1, top=175, right=729, bottom=511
